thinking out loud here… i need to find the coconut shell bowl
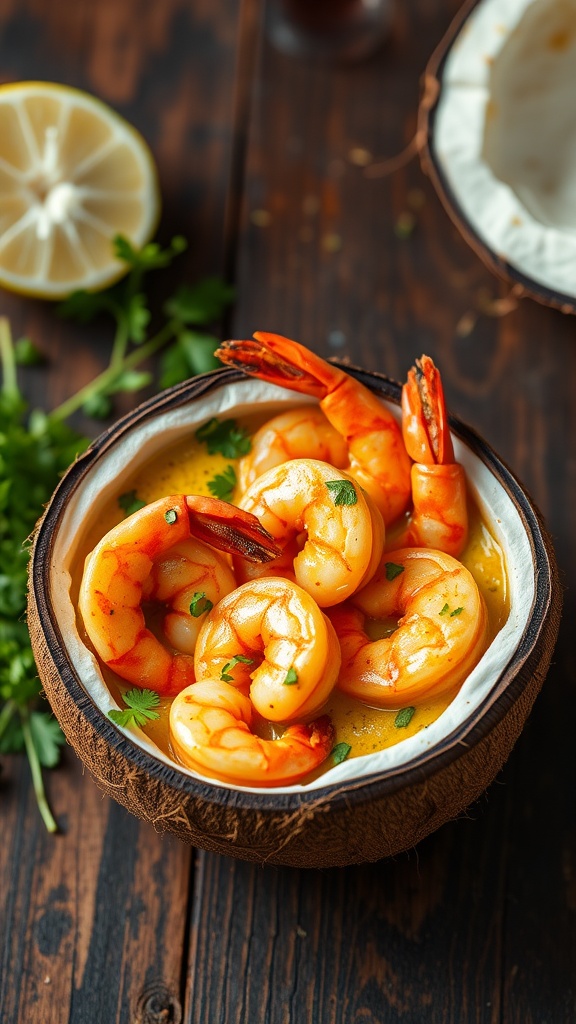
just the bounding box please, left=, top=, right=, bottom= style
left=27, top=364, right=562, bottom=869
left=421, top=0, right=576, bottom=312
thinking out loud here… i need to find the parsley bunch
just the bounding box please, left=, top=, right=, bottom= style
left=0, top=235, right=234, bottom=831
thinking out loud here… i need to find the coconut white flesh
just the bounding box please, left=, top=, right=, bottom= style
left=49, top=377, right=534, bottom=794
left=433, top=0, right=576, bottom=297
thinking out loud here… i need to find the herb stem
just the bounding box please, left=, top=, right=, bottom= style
left=109, top=313, right=129, bottom=374
left=49, top=319, right=179, bottom=422
left=0, top=698, right=18, bottom=743
left=0, top=317, right=18, bottom=399
left=20, top=706, right=59, bottom=834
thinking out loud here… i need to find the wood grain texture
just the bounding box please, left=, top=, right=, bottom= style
left=2, top=0, right=576, bottom=1020
left=0, top=1, right=241, bottom=1022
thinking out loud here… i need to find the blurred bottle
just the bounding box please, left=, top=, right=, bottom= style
left=266, top=0, right=393, bottom=62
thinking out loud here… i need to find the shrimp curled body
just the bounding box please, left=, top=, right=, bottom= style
left=170, top=680, right=335, bottom=787
left=236, top=458, right=385, bottom=608
left=79, top=494, right=280, bottom=696
left=217, top=332, right=412, bottom=523
left=194, top=576, right=341, bottom=723
left=329, top=548, right=489, bottom=707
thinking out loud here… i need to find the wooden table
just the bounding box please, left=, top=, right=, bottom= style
left=1, top=1, right=574, bottom=1021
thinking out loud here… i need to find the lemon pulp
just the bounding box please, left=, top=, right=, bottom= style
left=0, top=81, right=159, bottom=298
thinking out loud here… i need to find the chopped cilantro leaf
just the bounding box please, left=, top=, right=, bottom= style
left=108, top=688, right=161, bottom=729
left=439, top=603, right=450, bottom=616
left=450, top=606, right=464, bottom=617
left=195, top=418, right=252, bottom=458
left=394, top=707, right=415, bottom=728
left=325, top=479, right=357, bottom=506
left=331, top=742, right=352, bottom=764
left=207, top=464, right=237, bottom=502
left=189, top=592, right=213, bottom=617
left=220, top=654, right=254, bottom=683
left=283, top=667, right=298, bottom=686
left=118, top=490, right=146, bottom=516
left=164, top=508, right=178, bottom=524
left=385, top=562, right=405, bottom=581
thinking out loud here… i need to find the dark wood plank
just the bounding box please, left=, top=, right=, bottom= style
left=185, top=1, right=576, bottom=1022
left=0, top=1, right=242, bottom=1021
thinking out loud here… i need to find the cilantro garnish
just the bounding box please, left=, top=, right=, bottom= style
left=207, top=465, right=237, bottom=502
left=283, top=667, right=298, bottom=686
left=439, top=603, right=464, bottom=617
left=108, top=688, right=161, bottom=729
left=118, top=490, right=146, bottom=516
left=0, top=237, right=234, bottom=832
left=331, top=742, right=352, bottom=764
left=164, top=508, right=178, bottom=525
left=385, top=562, right=405, bottom=581
left=220, top=654, right=254, bottom=683
left=325, top=479, right=357, bottom=506
left=195, top=418, right=252, bottom=459
left=394, top=707, right=415, bottom=728
left=189, top=592, right=214, bottom=617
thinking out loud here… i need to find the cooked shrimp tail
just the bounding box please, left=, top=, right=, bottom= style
left=217, top=332, right=412, bottom=524
left=170, top=679, right=335, bottom=786
left=185, top=494, right=281, bottom=562
left=394, top=355, right=468, bottom=557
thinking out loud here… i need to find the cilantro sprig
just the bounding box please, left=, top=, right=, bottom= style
left=0, top=234, right=234, bottom=832
left=56, top=235, right=234, bottom=421
left=108, top=688, right=161, bottom=729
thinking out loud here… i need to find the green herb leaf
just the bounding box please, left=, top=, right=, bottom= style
left=125, top=293, right=151, bottom=343
left=164, top=508, right=178, bottom=524
left=57, top=288, right=113, bottom=323
left=394, top=707, right=416, bottom=729
left=283, top=667, right=299, bottom=686
left=189, top=592, right=213, bottom=617
left=439, top=603, right=450, bottom=616
left=28, top=713, right=66, bottom=768
left=118, top=490, right=147, bottom=516
left=108, top=369, right=153, bottom=395
left=108, top=688, right=161, bottom=728
left=385, top=562, right=405, bottom=581
left=207, top=465, right=237, bottom=502
left=195, top=418, right=252, bottom=458
left=331, top=742, right=352, bottom=764
left=113, top=234, right=187, bottom=271
left=82, top=392, right=113, bottom=419
left=165, top=278, right=235, bottom=325
left=14, top=337, right=45, bottom=366
left=220, top=654, right=254, bottom=683
left=450, top=606, right=464, bottom=617
left=325, top=479, right=357, bottom=506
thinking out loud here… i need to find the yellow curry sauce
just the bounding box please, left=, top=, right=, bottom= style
left=75, top=413, right=509, bottom=774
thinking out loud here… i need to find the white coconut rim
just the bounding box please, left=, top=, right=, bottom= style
left=48, top=377, right=534, bottom=794
left=432, top=0, right=576, bottom=299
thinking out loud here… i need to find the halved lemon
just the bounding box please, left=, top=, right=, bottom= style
left=0, top=81, right=160, bottom=298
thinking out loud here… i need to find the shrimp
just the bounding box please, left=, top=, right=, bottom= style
left=194, top=576, right=341, bottom=722
left=328, top=548, right=489, bottom=707
left=390, top=354, right=468, bottom=557
left=216, top=332, right=412, bottom=524
left=236, top=405, right=349, bottom=494
left=234, top=458, right=385, bottom=608
left=78, top=494, right=280, bottom=696
left=170, top=680, right=335, bottom=787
